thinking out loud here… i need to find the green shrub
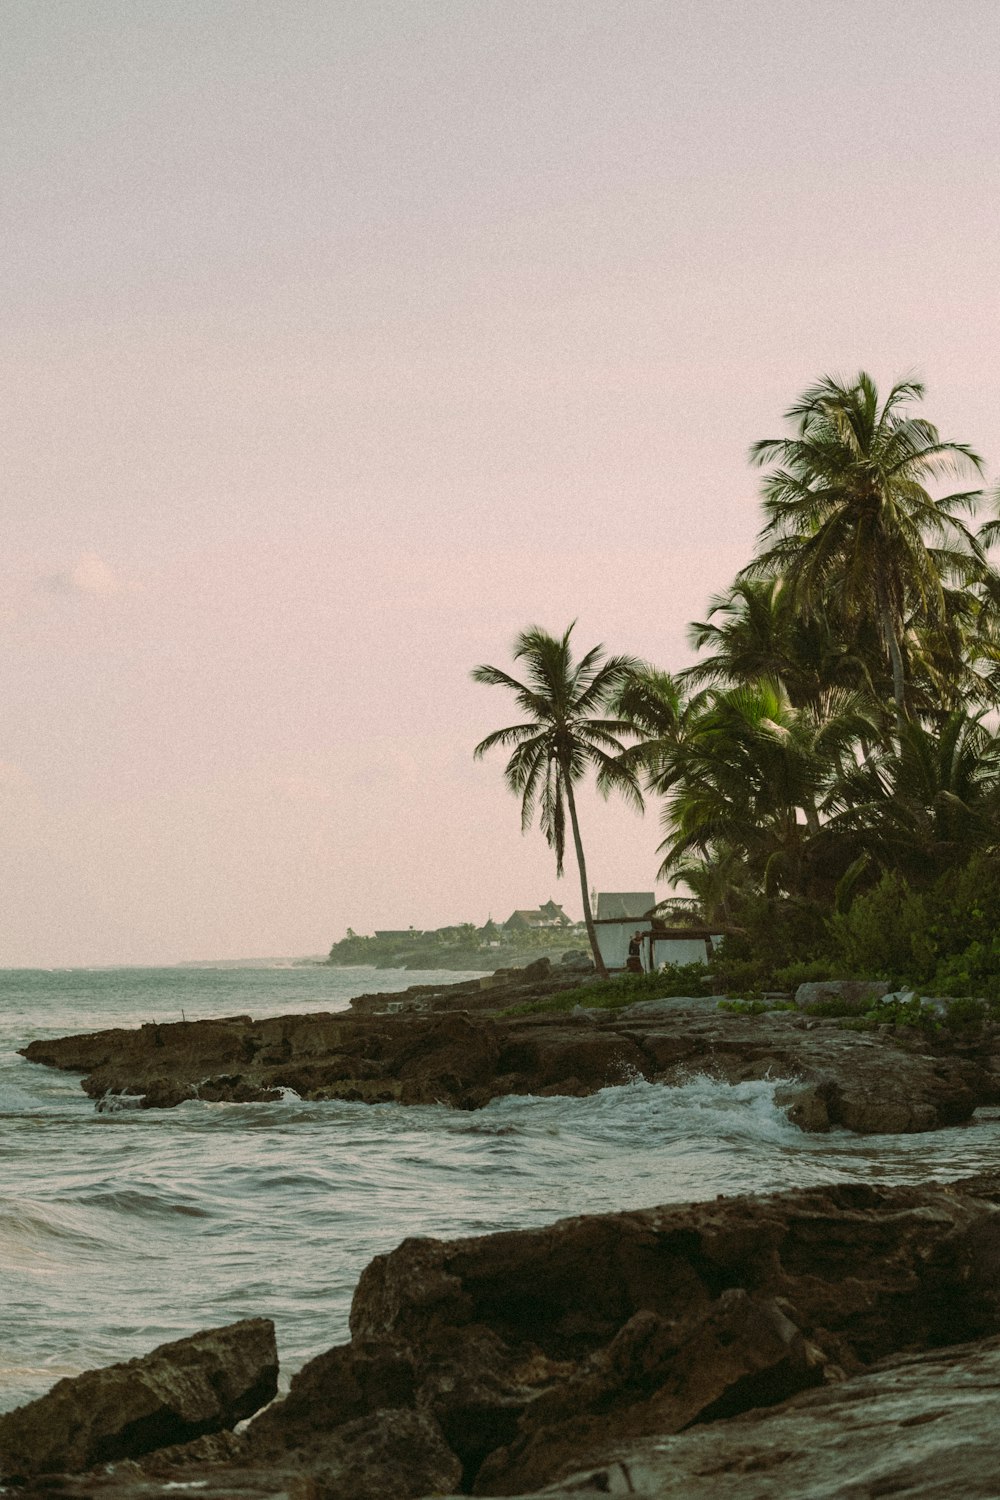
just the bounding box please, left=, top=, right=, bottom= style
left=940, top=995, right=988, bottom=1035
left=826, top=872, right=933, bottom=982
left=717, top=997, right=796, bottom=1016
left=838, top=992, right=940, bottom=1038
left=505, top=962, right=713, bottom=1016
left=772, top=958, right=836, bottom=989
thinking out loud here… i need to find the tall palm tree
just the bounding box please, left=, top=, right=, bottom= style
left=827, top=710, right=1000, bottom=881
left=685, top=576, right=880, bottom=721
left=743, top=373, right=986, bottom=733
left=472, top=624, right=641, bottom=978
left=654, top=679, right=879, bottom=902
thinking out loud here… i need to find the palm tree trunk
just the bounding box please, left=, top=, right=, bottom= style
left=803, top=799, right=821, bottom=837
left=563, top=775, right=610, bottom=979
left=876, top=584, right=908, bottom=735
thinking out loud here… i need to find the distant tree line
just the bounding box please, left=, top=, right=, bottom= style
left=327, top=920, right=584, bottom=971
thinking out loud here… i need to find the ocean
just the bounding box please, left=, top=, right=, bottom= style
left=3, top=962, right=1000, bottom=1417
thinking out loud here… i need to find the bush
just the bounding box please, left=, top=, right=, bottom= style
left=838, top=992, right=940, bottom=1037
left=505, top=962, right=713, bottom=1016
left=826, top=872, right=933, bottom=982
left=717, top=997, right=796, bottom=1016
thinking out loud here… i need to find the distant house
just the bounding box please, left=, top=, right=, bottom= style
left=593, top=891, right=722, bottom=973
left=479, top=918, right=503, bottom=946
left=503, top=901, right=572, bottom=931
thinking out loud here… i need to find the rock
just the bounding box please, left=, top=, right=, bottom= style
left=340, top=1174, right=1000, bottom=1491
left=18, top=994, right=995, bottom=1134
left=794, top=978, right=890, bottom=1013
left=772, top=1080, right=830, bottom=1131
left=472, top=1291, right=824, bottom=1495
left=286, top=1407, right=461, bottom=1500
left=19, top=1176, right=1000, bottom=1498
left=0, top=1319, right=278, bottom=1480
left=247, top=1337, right=418, bottom=1459
left=528, top=1335, right=1000, bottom=1499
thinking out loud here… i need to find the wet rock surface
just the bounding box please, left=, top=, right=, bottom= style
left=11, top=1174, right=1000, bottom=1498
left=518, top=1335, right=1000, bottom=1498
left=0, top=1319, right=277, bottom=1481
left=19, top=990, right=997, bottom=1134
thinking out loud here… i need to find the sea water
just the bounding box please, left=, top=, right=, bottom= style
left=3, top=963, right=999, bottom=1415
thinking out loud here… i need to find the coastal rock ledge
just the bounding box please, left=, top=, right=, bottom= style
left=19, top=1001, right=995, bottom=1134
left=4, top=1174, right=1000, bottom=1498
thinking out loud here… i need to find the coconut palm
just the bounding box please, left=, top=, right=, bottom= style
left=472, top=624, right=642, bottom=978
left=827, top=711, right=1000, bottom=881
left=654, top=678, right=880, bottom=902
left=685, top=576, right=880, bottom=721
left=743, top=373, right=986, bottom=733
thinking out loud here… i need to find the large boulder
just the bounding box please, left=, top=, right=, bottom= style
left=794, top=978, right=890, bottom=1014
left=0, top=1319, right=277, bottom=1480
left=531, top=1334, right=1000, bottom=1499
left=286, top=1407, right=461, bottom=1500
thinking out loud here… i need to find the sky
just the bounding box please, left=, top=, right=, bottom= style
left=3, top=0, right=1000, bottom=966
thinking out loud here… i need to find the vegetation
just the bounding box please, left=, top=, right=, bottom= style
left=474, top=372, right=1000, bottom=1003
left=472, top=624, right=642, bottom=978
left=327, top=921, right=585, bottom=971
left=504, top=963, right=716, bottom=1016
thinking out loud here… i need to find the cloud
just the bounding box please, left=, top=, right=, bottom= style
left=37, top=551, right=135, bottom=597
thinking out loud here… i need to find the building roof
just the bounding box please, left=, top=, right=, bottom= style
left=595, top=892, right=655, bottom=920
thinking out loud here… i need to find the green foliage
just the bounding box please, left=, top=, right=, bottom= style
left=772, top=957, right=837, bottom=988
left=837, top=992, right=940, bottom=1036
left=939, top=995, right=990, bottom=1034
left=825, top=872, right=932, bottom=982
left=717, top=997, right=796, bottom=1016
left=823, top=855, right=1000, bottom=1001
left=328, top=922, right=585, bottom=971
left=710, top=895, right=831, bottom=992
left=505, top=963, right=713, bottom=1016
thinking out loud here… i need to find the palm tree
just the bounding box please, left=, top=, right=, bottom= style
left=472, top=624, right=641, bottom=978
left=685, top=576, right=881, bottom=722
left=827, top=711, right=1000, bottom=882
left=653, top=679, right=879, bottom=903
left=743, top=373, right=986, bottom=733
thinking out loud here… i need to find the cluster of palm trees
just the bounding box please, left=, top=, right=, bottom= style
left=473, top=374, right=1000, bottom=978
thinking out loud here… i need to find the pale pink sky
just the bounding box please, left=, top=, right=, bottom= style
left=3, top=1, right=1000, bottom=965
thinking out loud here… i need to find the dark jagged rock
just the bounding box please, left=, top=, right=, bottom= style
left=11, top=1177, right=1000, bottom=1497
left=526, top=1335, right=1000, bottom=1498
left=794, top=977, right=891, bottom=1013
left=19, top=999, right=995, bottom=1136
left=339, top=1174, right=1000, bottom=1492
left=0, top=1319, right=277, bottom=1481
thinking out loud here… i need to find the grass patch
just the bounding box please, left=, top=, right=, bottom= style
left=717, top=997, right=797, bottom=1016
left=504, top=963, right=714, bottom=1016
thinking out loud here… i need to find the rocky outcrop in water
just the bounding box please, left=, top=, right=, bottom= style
left=9, top=1174, right=1000, bottom=1498
left=19, top=998, right=995, bottom=1135
left=0, top=1319, right=277, bottom=1482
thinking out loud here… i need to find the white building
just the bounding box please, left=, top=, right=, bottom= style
left=593, top=892, right=722, bottom=973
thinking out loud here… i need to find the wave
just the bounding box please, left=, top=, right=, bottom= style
left=0, top=1197, right=117, bottom=1267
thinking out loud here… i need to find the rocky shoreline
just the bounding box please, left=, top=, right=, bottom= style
left=19, top=961, right=1000, bottom=1134
left=3, top=1174, right=1000, bottom=1496
left=9, top=967, right=1000, bottom=1495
